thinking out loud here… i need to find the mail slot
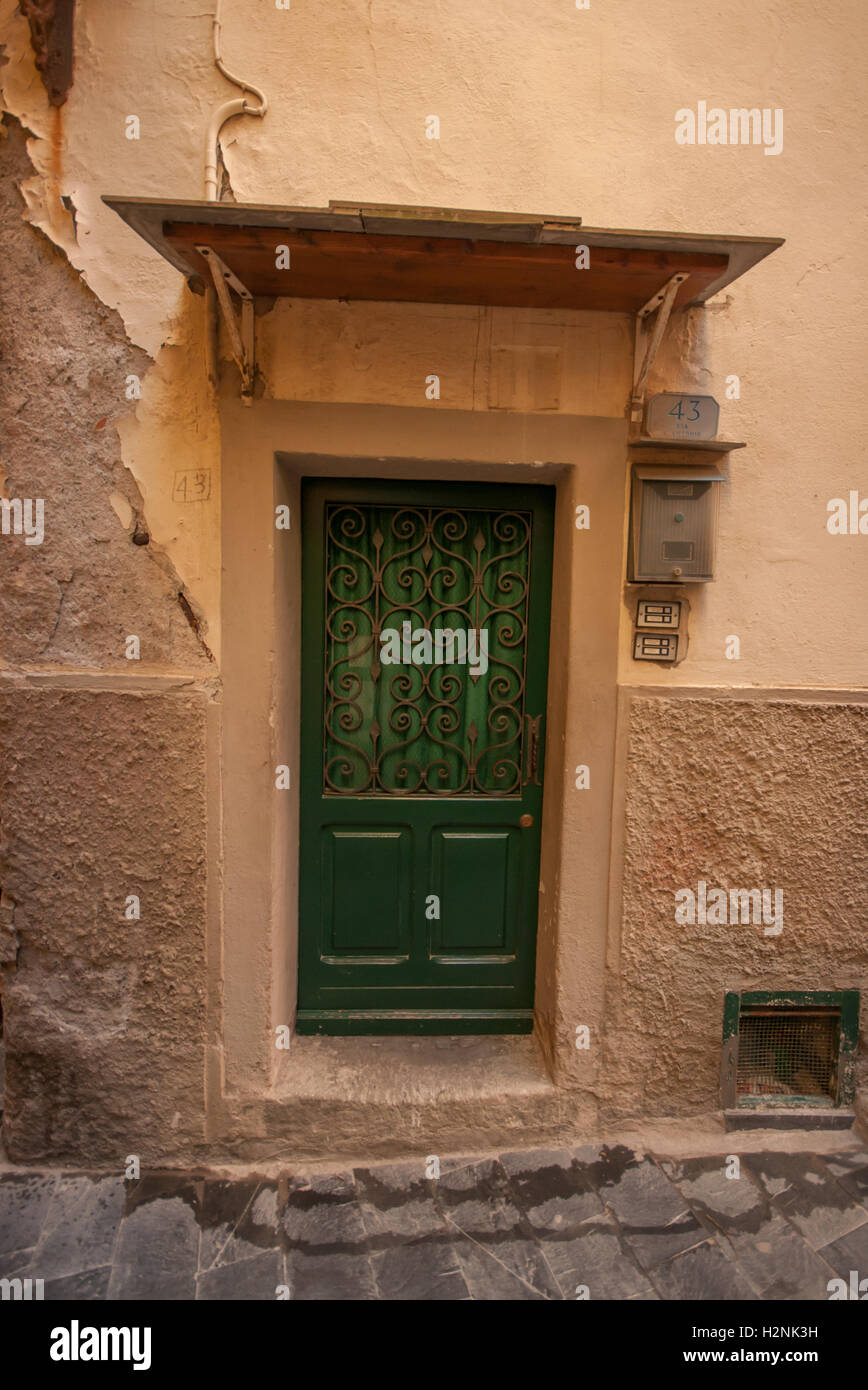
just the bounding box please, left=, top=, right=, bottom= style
left=628, top=464, right=725, bottom=582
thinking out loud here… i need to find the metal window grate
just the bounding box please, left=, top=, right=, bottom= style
left=736, top=1009, right=840, bottom=1102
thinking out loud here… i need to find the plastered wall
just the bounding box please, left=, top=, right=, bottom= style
left=1, top=0, right=866, bottom=1162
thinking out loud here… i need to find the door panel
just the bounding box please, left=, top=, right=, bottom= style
left=322, top=827, right=412, bottom=959
left=429, top=829, right=519, bottom=958
left=298, top=477, right=555, bottom=1034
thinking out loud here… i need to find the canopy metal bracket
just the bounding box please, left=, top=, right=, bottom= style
left=196, top=243, right=255, bottom=404
left=630, top=272, right=690, bottom=430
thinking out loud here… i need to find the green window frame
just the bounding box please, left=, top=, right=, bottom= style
left=721, top=990, right=859, bottom=1110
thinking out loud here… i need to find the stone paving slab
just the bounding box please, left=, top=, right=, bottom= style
left=197, top=1249, right=284, bottom=1301
left=594, top=1153, right=706, bottom=1269
left=0, top=1173, right=56, bottom=1255
left=821, top=1150, right=868, bottom=1208
left=741, top=1152, right=868, bottom=1251
left=107, top=1177, right=202, bottom=1301
left=657, top=1155, right=841, bottom=1299
left=26, top=1174, right=125, bottom=1283
left=371, top=1234, right=469, bottom=1301
left=199, top=1179, right=280, bottom=1271
left=282, top=1170, right=378, bottom=1300
left=817, top=1219, right=868, bottom=1280
left=541, top=1212, right=657, bottom=1300
left=433, top=1157, right=561, bottom=1298
left=726, top=1211, right=837, bottom=1301
left=0, top=1145, right=865, bottom=1300
left=649, top=1238, right=758, bottom=1301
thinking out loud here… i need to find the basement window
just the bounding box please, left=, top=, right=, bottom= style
left=722, top=991, right=859, bottom=1111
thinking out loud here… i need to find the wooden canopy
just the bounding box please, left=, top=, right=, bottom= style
left=103, top=197, right=782, bottom=315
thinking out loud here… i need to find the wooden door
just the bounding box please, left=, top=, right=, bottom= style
left=297, top=477, right=554, bottom=1034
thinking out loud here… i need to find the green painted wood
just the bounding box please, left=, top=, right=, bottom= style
left=295, top=1010, right=534, bottom=1036
left=722, top=991, right=741, bottom=1042
left=297, top=477, right=555, bottom=1034
left=738, top=990, right=854, bottom=1009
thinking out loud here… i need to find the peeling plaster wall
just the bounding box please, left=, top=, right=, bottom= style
left=0, top=0, right=223, bottom=654
left=0, top=117, right=214, bottom=670
left=0, top=111, right=215, bottom=1160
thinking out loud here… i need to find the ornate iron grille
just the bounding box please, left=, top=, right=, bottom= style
left=736, top=1009, right=840, bottom=1102
left=323, top=502, right=532, bottom=796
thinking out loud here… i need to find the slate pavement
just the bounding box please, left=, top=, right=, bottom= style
left=1, top=1144, right=867, bottom=1300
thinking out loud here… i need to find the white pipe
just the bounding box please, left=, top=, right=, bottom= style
left=204, top=0, right=267, bottom=201
left=204, top=98, right=247, bottom=201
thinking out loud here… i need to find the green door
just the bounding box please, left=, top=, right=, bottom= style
left=297, top=477, right=555, bottom=1035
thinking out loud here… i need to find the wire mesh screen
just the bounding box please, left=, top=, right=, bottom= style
left=736, top=1010, right=840, bottom=1102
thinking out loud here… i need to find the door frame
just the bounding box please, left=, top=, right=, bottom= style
left=216, top=402, right=626, bottom=1116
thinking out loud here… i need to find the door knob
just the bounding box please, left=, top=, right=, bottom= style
left=519, top=814, right=533, bottom=828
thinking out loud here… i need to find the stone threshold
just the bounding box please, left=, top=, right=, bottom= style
left=269, top=1032, right=557, bottom=1104
left=208, top=1033, right=576, bottom=1167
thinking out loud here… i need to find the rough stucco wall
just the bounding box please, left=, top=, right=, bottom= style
left=604, top=697, right=868, bottom=1122
left=0, top=690, right=208, bottom=1164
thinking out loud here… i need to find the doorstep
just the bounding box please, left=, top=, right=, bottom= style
left=211, top=1032, right=583, bottom=1165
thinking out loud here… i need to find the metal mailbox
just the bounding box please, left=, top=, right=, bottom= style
left=629, top=464, right=725, bottom=582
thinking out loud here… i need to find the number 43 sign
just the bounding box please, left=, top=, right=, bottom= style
left=645, top=392, right=720, bottom=441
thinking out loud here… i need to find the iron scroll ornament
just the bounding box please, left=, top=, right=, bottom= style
left=323, top=503, right=533, bottom=796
